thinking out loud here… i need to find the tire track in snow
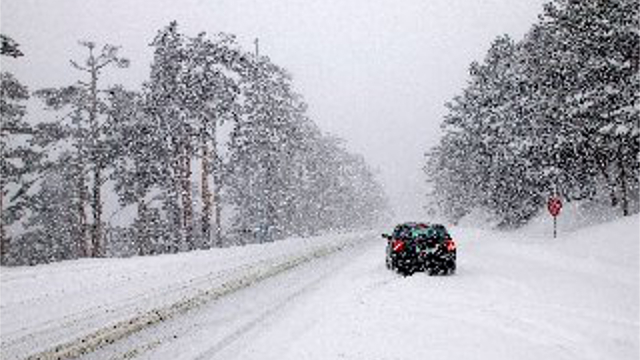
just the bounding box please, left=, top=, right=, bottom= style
left=3, top=259, right=287, bottom=358
left=94, top=235, right=380, bottom=360
left=4, top=262, right=254, bottom=345
left=190, top=261, right=333, bottom=360
left=16, top=233, right=372, bottom=360
left=194, top=237, right=394, bottom=360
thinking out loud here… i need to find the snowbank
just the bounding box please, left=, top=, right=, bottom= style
left=457, top=197, right=637, bottom=234
left=0, top=231, right=375, bottom=360
left=456, top=206, right=503, bottom=229
left=521, top=198, right=635, bottom=235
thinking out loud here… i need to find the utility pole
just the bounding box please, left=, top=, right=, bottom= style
left=254, top=38, right=259, bottom=58
left=253, top=36, right=272, bottom=242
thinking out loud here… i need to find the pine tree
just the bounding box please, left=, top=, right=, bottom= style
left=426, top=0, right=640, bottom=227
left=0, top=34, right=23, bottom=58
left=0, top=35, right=42, bottom=264
left=516, top=0, right=639, bottom=215
left=35, top=41, right=129, bottom=257
left=11, top=153, right=85, bottom=265
left=144, top=22, right=246, bottom=250
left=181, top=31, right=242, bottom=247
left=108, top=86, right=167, bottom=255
left=226, top=55, right=307, bottom=241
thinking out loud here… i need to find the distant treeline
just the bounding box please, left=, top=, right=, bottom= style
left=0, top=22, right=388, bottom=266
left=425, top=0, right=639, bottom=227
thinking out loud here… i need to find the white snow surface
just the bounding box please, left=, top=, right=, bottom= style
left=1, top=216, right=639, bottom=360
left=0, top=231, right=372, bottom=359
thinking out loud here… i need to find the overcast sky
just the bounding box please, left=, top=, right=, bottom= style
left=1, top=0, right=546, bottom=220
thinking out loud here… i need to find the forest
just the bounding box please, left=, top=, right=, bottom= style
left=1, top=22, right=388, bottom=266
left=425, top=0, right=639, bottom=227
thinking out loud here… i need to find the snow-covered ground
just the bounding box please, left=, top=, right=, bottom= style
left=1, top=215, right=638, bottom=360
left=0, top=231, right=374, bottom=359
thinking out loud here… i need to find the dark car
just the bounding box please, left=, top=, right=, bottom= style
left=382, top=222, right=456, bottom=276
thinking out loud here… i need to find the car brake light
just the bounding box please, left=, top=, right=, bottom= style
left=445, top=239, right=456, bottom=252
left=392, top=239, right=405, bottom=252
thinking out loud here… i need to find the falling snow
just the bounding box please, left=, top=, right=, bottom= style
left=0, top=0, right=638, bottom=359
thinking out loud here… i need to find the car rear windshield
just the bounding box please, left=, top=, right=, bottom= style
left=414, top=226, right=449, bottom=241
left=428, top=225, right=450, bottom=239
left=392, top=225, right=414, bottom=239
left=393, top=224, right=449, bottom=241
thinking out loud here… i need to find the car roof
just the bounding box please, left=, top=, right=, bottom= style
left=396, top=222, right=428, bottom=227
left=394, top=222, right=448, bottom=230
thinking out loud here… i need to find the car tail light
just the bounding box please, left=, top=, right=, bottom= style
left=445, top=239, right=456, bottom=252
left=392, top=239, right=405, bottom=252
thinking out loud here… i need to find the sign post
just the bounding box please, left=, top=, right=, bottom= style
left=547, top=197, right=562, bottom=238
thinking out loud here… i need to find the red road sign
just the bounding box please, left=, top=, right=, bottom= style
left=547, top=197, right=562, bottom=217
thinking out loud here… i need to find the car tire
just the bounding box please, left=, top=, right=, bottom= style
left=447, top=261, right=456, bottom=275
left=399, top=266, right=413, bottom=277
left=427, top=265, right=439, bottom=276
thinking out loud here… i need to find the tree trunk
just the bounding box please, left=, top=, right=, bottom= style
left=210, top=120, right=222, bottom=247
left=603, top=166, right=618, bottom=207
left=92, top=165, right=103, bottom=256
left=78, top=168, right=89, bottom=257
left=0, top=160, right=7, bottom=264
left=0, top=132, right=7, bottom=262
left=213, top=180, right=222, bottom=247
left=88, top=49, right=103, bottom=257
left=618, top=144, right=629, bottom=216
left=201, top=130, right=212, bottom=248
left=137, top=199, right=148, bottom=255
left=181, top=141, right=194, bottom=250
left=594, top=150, right=618, bottom=207
left=169, top=137, right=184, bottom=253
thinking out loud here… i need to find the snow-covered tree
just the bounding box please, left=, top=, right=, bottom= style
left=226, top=57, right=302, bottom=241
left=530, top=0, right=640, bottom=215
left=427, top=36, right=544, bottom=226
left=0, top=34, right=23, bottom=58
left=34, top=41, right=129, bottom=257
left=0, top=35, right=43, bottom=264
left=9, top=153, right=85, bottom=265
left=224, top=44, right=388, bottom=242
left=107, top=86, right=172, bottom=255
left=425, top=0, right=639, bottom=227
left=143, top=22, right=245, bottom=250
left=4, top=25, right=388, bottom=264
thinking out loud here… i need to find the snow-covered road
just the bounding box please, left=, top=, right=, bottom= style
left=1, top=217, right=638, bottom=360
left=84, top=218, right=638, bottom=360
